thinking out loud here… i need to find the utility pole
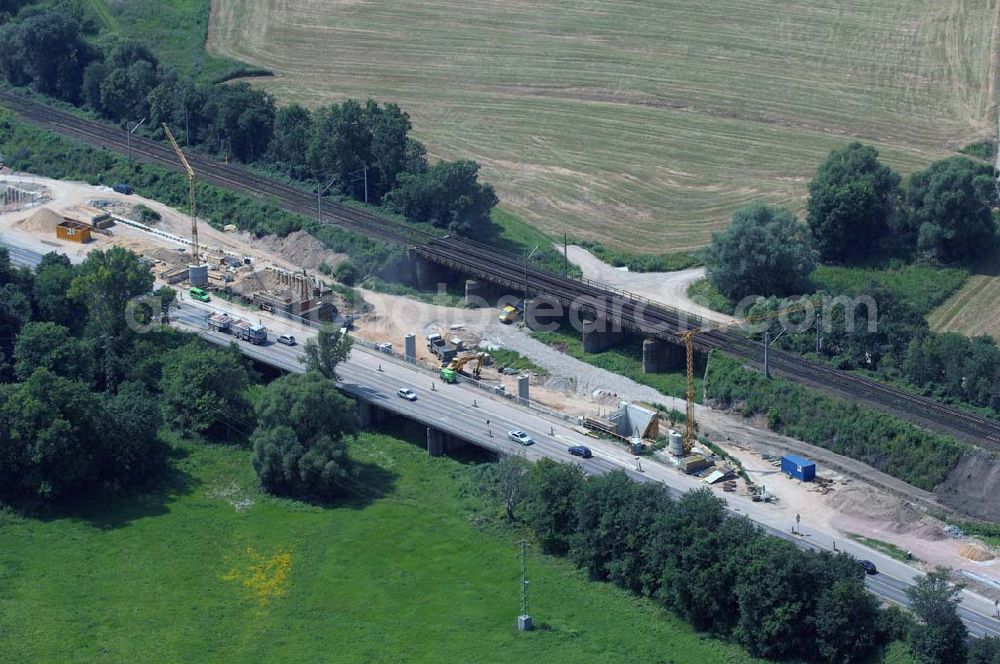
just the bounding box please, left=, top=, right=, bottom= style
left=523, top=245, right=539, bottom=315
left=764, top=330, right=770, bottom=379
left=764, top=326, right=785, bottom=379
left=363, top=165, right=368, bottom=204
left=517, top=540, right=533, bottom=631
left=815, top=311, right=822, bottom=355
left=563, top=233, right=568, bottom=276
left=317, top=177, right=337, bottom=225
left=127, top=117, right=146, bottom=161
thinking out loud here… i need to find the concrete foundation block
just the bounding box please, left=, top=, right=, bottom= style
left=582, top=319, right=625, bottom=353
left=427, top=427, right=443, bottom=457
left=642, top=338, right=685, bottom=373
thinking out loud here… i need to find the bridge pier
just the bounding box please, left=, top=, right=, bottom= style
left=642, top=338, right=685, bottom=373
left=582, top=318, right=625, bottom=353
left=427, top=427, right=444, bottom=457
left=426, top=428, right=467, bottom=457
left=517, top=374, right=530, bottom=405
left=464, top=279, right=506, bottom=307
left=524, top=295, right=563, bottom=332
left=358, top=401, right=387, bottom=428
left=409, top=250, right=451, bottom=291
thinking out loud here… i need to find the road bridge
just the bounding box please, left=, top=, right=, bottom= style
left=172, top=300, right=1000, bottom=638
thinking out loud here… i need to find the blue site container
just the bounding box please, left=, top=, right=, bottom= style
left=780, top=454, right=816, bottom=482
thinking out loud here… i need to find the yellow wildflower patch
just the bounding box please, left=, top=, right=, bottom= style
left=223, top=544, right=292, bottom=607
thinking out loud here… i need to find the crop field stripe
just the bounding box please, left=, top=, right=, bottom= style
left=208, top=0, right=998, bottom=251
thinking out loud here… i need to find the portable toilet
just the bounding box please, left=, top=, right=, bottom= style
left=780, top=454, right=816, bottom=482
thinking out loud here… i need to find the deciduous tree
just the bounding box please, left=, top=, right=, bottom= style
left=906, top=568, right=968, bottom=664
left=905, top=156, right=998, bottom=263
left=300, top=325, right=353, bottom=381
left=705, top=201, right=817, bottom=302
left=807, top=143, right=900, bottom=263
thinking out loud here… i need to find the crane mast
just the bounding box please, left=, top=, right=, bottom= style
left=680, top=298, right=822, bottom=456
left=161, top=123, right=199, bottom=264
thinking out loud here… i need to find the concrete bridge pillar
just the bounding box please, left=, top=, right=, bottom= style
left=444, top=435, right=467, bottom=453
left=464, top=279, right=505, bottom=307
left=642, top=338, right=685, bottom=373
left=524, top=295, right=563, bottom=332
left=427, top=427, right=444, bottom=457
left=358, top=401, right=388, bottom=427
left=358, top=401, right=374, bottom=428
left=408, top=249, right=452, bottom=291
left=582, top=319, right=625, bottom=353
left=517, top=374, right=530, bottom=405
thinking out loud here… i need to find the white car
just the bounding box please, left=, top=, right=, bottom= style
left=508, top=429, right=534, bottom=446
left=396, top=388, right=417, bottom=401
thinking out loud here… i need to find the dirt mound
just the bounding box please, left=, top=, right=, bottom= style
left=828, top=486, right=923, bottom=525
left=908, top=522, right=949, bottom=541
left=959, top=544, right=995, bottom=561
left=935, top=451, right=1000, bottom=521
left=16, top=206, right=63, bottom=233
left=246, top=230, right=345, bottom=270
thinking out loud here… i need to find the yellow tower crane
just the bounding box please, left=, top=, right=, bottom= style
left=679, top=298, right=823, bottom=456
left=162, top=123, right=200, bottom=264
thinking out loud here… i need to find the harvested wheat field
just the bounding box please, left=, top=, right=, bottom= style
left=209, top=0, right=999, bottom=251
left=929, top=248, right=1000, bottom=340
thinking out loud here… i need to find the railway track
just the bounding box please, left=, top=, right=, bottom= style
left=4, top=90, right=999, bottom=450
left=422, top=236, right=1000, bottom=449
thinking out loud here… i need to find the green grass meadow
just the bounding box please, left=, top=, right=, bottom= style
left=97, top=0, right=263, bottom=82
left=0, top=423, right=761, bottom=663
left=532, top=327, right=699, bottom=402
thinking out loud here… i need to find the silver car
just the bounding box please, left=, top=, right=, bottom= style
left=508, top=430, right=534, bottom=446
left=397, top=388, right=417, bottom=401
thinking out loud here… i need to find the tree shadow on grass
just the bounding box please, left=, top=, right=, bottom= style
left=23, top=445, right=198, bottom=530
left=280, top=461, right=399, bottom=511
left=970, top=245, right=1000, bottom=277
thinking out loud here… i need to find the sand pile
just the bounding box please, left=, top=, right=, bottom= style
left=907, top=522, right=949, bottom=541
left=246, top=229, right=345, bottom=270
left=828, top=486, right=923, bottom=525
left=16, top=207, right=63, bottom=233
left=959, top=544, right=995, bottom=561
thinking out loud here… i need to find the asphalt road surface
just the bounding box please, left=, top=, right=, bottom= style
left=0, top=237, right=43, bottom=268
left=171, top=299, right=1000, bottom=638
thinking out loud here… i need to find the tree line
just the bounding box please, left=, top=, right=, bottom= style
left=704, top=143, right=1000, bottom=418
left=472, top=456, right=998, bottom=664
left=0, top=246, right=361, bottom=506
left=704, top=353, right=964, bottom=490
left=0, top=2, right=498, bottom=237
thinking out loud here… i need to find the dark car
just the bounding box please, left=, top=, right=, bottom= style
left=859, top=560, right=878, bottom=575
left=568, top=445, right=592, bottom=459
left=112, top=183, right=133, bottom=195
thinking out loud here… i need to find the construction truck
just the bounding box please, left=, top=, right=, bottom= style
left=426, top=332, right=458, bottom=363
left=440, top=353, right=485, bottom=383
left=231, top=319, right=267, bottom=345
left=206, top=312, right=267, bottom=345
left=206, top=312, right=233, bottom=332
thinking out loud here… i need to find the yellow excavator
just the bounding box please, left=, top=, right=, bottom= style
left=440, top=353, right=486, bottom=383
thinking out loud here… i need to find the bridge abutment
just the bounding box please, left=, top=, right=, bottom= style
left=582, top=318, right=625, bottom=353
left=642, top=338, right=685, bottom=373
